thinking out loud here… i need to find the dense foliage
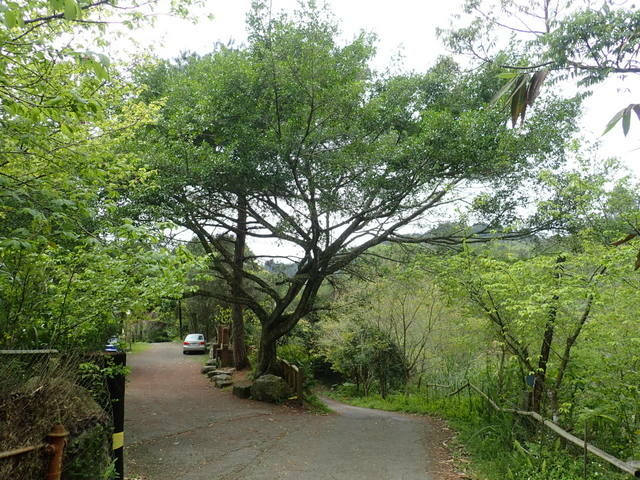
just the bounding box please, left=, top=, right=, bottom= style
left=0, top=0, right=200, bottom=349
left=1, top=1, right=638, bottom=479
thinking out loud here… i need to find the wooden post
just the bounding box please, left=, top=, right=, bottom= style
left=584, top=421, right=588, bottom=480
left=296, top=366, right=304, bottom=406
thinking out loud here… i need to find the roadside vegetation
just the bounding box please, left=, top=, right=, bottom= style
left=1, top=0, right=638, bottom=479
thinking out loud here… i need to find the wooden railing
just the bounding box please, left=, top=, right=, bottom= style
left=447, top=381, right=640, bottom=478
left=278, top=358, right=304, bottom=405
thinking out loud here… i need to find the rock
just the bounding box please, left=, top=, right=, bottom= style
left=205, top=359, right=217, bottom=366
left=201, top=365, right=219, bottom=374
left=206, top=368, right=235, bottom=378
left=232, top=382, right=252, bottom=399
left=210, top=374, right=233, bottom=388
left=251, top=374, right=290, bottom=403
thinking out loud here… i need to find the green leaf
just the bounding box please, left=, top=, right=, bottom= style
left=90, top=60, right=109, bottom=80
left=49, top=0, right=65, bottom=10
left=490, top=75, right=518, bottom=105
left=622, top=106, right=632, bottom=136
left=64, top=0, right=80, bottom=20
left=4, top=10, right=17, bottom=28
left=602, top=107, right=626, bottom=135
left=510, top=77, right=528, bottom=127
left=496, top=72, right=518, bottom=79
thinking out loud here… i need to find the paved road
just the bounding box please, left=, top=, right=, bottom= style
left=125, top=343, right=458, bottom=480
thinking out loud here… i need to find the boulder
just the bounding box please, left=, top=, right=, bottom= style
left=211, top=373, right=233, bottom=388
left=201, top=365, right=219, bottom=374
left=232, top=382, right=253, bottom=399
left=205, top=359, right=217, bottom=367
left=251, top=374, right=290, bottom=403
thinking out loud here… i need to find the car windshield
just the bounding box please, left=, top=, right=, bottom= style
left=185, top=334, right=203, bottom=341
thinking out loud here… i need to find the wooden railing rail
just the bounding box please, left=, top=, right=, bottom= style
left=447, top=381, right=640, bottom=478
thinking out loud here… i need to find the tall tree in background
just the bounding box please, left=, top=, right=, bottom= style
left=130, top=1, right=581, bottom=376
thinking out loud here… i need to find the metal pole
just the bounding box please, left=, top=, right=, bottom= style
left=106, top=351, right=126, bottom=479
left=45, top=424, right=68, bottom=480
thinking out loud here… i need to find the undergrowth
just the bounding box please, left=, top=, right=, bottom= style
left=329, top=386, right=628, bottom=480
left=304, top=393, right=333, bottom=414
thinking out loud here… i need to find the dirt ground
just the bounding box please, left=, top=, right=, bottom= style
left=124, top=342, right=467, bottom=480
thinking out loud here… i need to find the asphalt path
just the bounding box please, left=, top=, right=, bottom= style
left=124, top=342, right=460, bottom=480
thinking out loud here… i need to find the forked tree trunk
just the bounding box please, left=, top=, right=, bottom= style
left=231, top=194, right=249, bottom=370
left=256, top=328, right=279, bottom=377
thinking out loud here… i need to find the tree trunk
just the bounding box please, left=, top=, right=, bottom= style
left=531, top=255, right=564, bottom=413
left=231, top=194, right=249, bottom=370
left=256, top=328, right=279, bottom=377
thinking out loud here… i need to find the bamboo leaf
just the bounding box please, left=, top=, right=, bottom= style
left=526, top=70, right=548, bottom=106
left=602, top=107, right=626, bottom=135
left=491, top=75, right=518, bottom=105
left=622, top=105, right=632, bottom=136
left=511, top=77, right=528, bottom=127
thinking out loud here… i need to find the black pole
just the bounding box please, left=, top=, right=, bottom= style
left=106, top=351, right=126, bottom=479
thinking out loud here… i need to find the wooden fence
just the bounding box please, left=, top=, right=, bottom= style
left=279, top=358, right=304, bottom=405
left=445, top=381, right=640, bottom=478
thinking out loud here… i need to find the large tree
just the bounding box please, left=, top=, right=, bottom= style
left=130, top=2, right=580, bottom=376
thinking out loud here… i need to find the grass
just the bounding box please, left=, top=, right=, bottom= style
left=329, top=387, right=628, bottom=480
left=304, top=393, right=333, bottom=414
left=126, top=342, right=151, bottom=354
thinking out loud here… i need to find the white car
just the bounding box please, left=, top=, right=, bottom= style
left=182, top=333, right=207, bottom=354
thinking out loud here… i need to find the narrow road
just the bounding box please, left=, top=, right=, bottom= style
left=125, top=343, right=459, bottom=480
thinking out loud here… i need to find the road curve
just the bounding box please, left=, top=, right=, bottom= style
left=124, top=342, right=455, bottom=480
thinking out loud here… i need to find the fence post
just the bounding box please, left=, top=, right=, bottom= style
left=584, top=421, right=589, bottom=480
left=106, top=351, right=126, bottom=479
left=295, top=366, right=303, bottom=406
left=45, top=424, right=68, bottom=480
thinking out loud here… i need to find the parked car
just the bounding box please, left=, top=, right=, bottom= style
left=182, top=333, right=207, bottom=354
left=105, top=337, right=121, bottom=352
